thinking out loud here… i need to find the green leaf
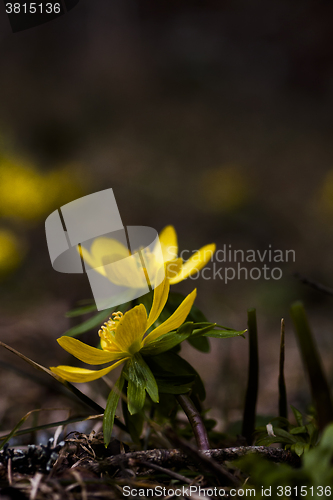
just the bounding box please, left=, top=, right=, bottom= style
left=103, top=373, right=125, bottom=446
left=273, top=427, right=299, bottom=443
left=180, top=321, right=214, bottom=333
left=141, top=331, right=190, bottom=356
left=64, top=301, right=131, bottom=337
left=302, top=423, right=333, bottom=484
left=290, top=426, right=308, bottom=435
left=256, top=426, right=298, bottom=446
left=187, top=335, right=210, bottom=353
left=188, top=323, right=217, bottom=337
left=127, top=356, right=156, bottom=415
left=255, top=436, right=282, bottom=446
left=215, top=323, right=247, bottom=331
left=0, top=408, right=57, bottom=451
left=0, top=414, right=103, bottom=445
left=155, top=373, right=195, bottom=394
left=317, top=422, right=333, bottom=450
left=122, top=391, right=144, bottom=444
left=156, top=382, right=192, bottom=394
left=0, top=340, right=125, bottom=430
left=134, top=353, right=159, bottom=403
left=303, top=443, right=310, bottom=453
left=202, top=329, right=246, bottom=338
left=291, top=405, right=304, bottom=427
left=146, top=352, right=206, bottom=401
left=290, top=302, right=333, bottom=431
left=183, top=321, right=245, bottom=339
left=65, top=303, right=98, bottom=318
left=294, top=442, right=306, bottom=457
left=177, top=321, right=196, bottom=335
left=266, top=416, right=290, bottom=428
left=306, top=422, right=319, bottom=446
left=64, top=308, right=114, bottom=337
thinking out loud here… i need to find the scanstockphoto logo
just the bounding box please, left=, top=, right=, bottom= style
left=170, top=245, right=296, bottom=283
left=45, top=188, right=166, bottom=311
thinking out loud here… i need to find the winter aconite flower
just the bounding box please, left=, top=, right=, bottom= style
left=0, top=159, right=83, bottom=221
left=0, top=229, right=23, bottom=276
left=51, top=268, right=245, bottom=445
left=50, top=273, right=200, bottom=443
left=50, top=275, right=196, bottom=384
left=79, top=225, right=215, bottom=288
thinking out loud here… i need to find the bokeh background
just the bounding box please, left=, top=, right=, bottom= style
left=1, top=0, right=333, bottom=442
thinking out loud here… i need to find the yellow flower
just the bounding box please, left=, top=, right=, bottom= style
left=0, top=229, right=23, bottom=276
left=50, top=275, right=196, bottom=384
left=80, top=225, right=215, bottom=288
left=0, top=158, right=83, bottom=221
left=200, top=166, right=250, bottom=214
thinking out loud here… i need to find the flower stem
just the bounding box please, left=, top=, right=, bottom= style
left=242, top=308, right=259, bottom=445
left=176, top=394, right=210, bottom=450
left=278, top=318, right=288, bottom=420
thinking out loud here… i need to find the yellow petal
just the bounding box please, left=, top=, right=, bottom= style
left=104, top=253, right=147, bottom=289
left=165, top=258, right=183, bottom=280
left=147, top=273, right=170, bottom=330
left=50, top=358, right=128, bottom=383
left=169, top=244, right=216, bottom=285
left=80, top=247, right=106, bottom=276
left=144, top=288, right=197, bottom=345
left=158, top=226, right=178, bottom=263
left=80, top=237, right=130, bottom=277
left=91, top=237, right=130, bottom=264
left=57, top=336, right=125, bottom=365
left=114, top=304, right=147, bottom=353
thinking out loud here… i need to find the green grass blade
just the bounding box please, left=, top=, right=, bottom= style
left=64, top=301, right=131, bottom=336
left=0, top=408, right=43, bottom=450
left=290, top=301, right=333, bottom=431
left=279, top=318, right=288, bottom=420
left=103, top=374, right=125, bottom=446
left=242, top=308, right=259, bottom=444
left=64, top=308, right=114, bottom=336
left=65, top=303, right=98, bottom=318
left=0, top=340, right=127, bottom=432
left=0, top=413, right=103, bottom=445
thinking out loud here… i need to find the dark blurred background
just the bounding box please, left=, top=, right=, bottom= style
left=1, top=0, right=333, bottom=441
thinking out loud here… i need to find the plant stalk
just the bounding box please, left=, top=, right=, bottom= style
left=278, top=318, right=288, bottom=420
left=242, top=308, right=259, bottom=444
left=290, top=301, right=333, bottom=431
left=176, top=394, right=210, bottom=450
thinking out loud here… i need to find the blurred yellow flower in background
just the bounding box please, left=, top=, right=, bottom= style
left=200, top=166, right=250, bottom=214
left=0, top=155, right=86, bottom=277
left=0, top=228, right=24, bottom=276
left=80, top=225, right=215, bottom=289
left=0, top=157, right=84, bottom=221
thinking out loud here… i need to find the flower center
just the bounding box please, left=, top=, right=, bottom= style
left=98, top=311, right=123, bottom=348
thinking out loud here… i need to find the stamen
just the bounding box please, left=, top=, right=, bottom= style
left=98, top=311, right=123, bottom=346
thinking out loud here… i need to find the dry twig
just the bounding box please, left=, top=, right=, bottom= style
left=93, top=446, right=300, bottom=474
